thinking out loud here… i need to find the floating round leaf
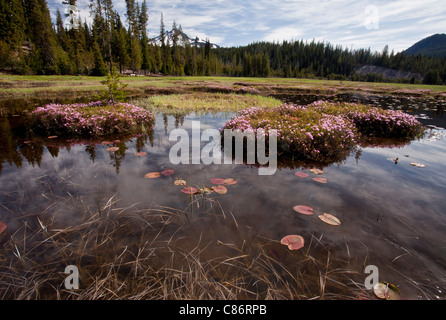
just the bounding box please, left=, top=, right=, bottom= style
left=135, top=152, right=147, bottom=157
left=410, top=163, right=425, bottom=168
left=293, top=205, right=315, bottom=215
left=318, top=213, right=341, bottom=226
left=313, top=177, right=328, bottom=184
left=310, top=168, right=324, bottom=175
left=174, top=179, right=187, bottom=186
left=181, top=187, right=199, bottom=195
left=280, top=235, right=305, bottom=251
left=201, top=187, right=213, bottom=195
left=48, top=136, right=58, bottom=139
left=106, top=147, right=120, bottom=152
left=144, top=172, right=161, bottom=179
left=212, top=185, right=228, bottom=194
left=223, top=178, right=238, bottom=185
left=295, top=172, right=309, bottom=178
left=373, top=282, right=401, bottom=300
left=0, top=222, right=6, bottom=235
left=161, top=169, right=175, bottom=176
left=210, top=178, right=226, bottom=185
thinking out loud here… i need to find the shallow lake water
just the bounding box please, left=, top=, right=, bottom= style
left=0, top=93, right=445, bottom=299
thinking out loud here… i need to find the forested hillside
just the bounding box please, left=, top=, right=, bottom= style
left=1, top=0, right=445, bottom=84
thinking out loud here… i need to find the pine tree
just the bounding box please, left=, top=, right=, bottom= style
left=0, top=0, right=25, bottom=47
left=91, top=40, right=108, bottom=76
left=24, top=0, right=57, bottom=74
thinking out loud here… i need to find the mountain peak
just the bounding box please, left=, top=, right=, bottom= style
left=405, top=33, right=446, bottom=58
left=148, top=29, right=220, bottom=49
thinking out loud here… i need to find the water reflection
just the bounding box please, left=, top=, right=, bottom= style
left=1, top=94, right=446, bottom=299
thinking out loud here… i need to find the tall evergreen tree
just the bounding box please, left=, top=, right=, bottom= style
left=24, top=0, right=57, bottom=74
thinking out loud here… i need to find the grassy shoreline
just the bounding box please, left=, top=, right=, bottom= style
left=1, top=75, right=446, bottom=101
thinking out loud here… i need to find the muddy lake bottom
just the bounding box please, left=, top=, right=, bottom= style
left=0, top=92, right=445, bottom=300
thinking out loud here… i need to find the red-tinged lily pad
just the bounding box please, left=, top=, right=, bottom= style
left=410, top=163, right=426, bottom=168
left=295, top=172, right=309, bottom=178
left=201, top=187, right=213, bottom=195
left=0, top=222, right=6, bottom=234
left=293, top=205, right=315, bottom=215
left=48, top=136, right=58, bottom=139
left=310, top=168, right=324, bottom=175
left=210, top=178, right=226, bottom=185
left=223, top=178, right=238, bottom=185
left=102, top=141, right=112, bottom=145
left=161, top=169, right=175, bottom=176
left=144, top=172, right=161, bottom=179
left=174, top=179, right=187, bottom=186
left=212, top=185, right=228, bottom=194
left=135, top=152, right=147, bottom=157
left=181, top=187, right=199, bottom=195
left=373, top=282, right=401, bottom=300
left=318, top=213, right=341, bottom=226
left=23, top=141, right=34, bottom=144
left=106, top=147, right=120, bottom=152
left=280, top=235, right=305, bottom=251
left=313, top=177, right=328, bottom=184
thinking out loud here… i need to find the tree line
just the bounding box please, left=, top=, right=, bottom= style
left=1, top=0, right=445, bottom=84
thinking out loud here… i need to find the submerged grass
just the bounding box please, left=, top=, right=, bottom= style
left=0, top=183, right=371, bottom=300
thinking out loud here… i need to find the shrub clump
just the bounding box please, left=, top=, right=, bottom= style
left=222, top=101, right=425, bottom=162
left=30, top=101, right=155, bottom=137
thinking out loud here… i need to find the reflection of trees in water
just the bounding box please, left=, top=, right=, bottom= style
left=0, top=115, right=155, bottom=176
left=233, top=136, right=416, bottom=171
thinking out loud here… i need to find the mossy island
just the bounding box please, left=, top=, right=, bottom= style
left=223, top=101, right=426, bottom=164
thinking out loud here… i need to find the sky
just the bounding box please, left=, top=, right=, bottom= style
left=48, top=0, right=446, bottom=53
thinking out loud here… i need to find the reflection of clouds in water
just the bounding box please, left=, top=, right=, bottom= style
left=1, top=112, right=446, bottom=299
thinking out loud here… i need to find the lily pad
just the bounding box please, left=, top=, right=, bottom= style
left=48, top=136, right=58, bottom=139
left=280, top=235, right=305, bottom=251
left=0, top=222, right=6, bottom=235
left=295, top=172, right=309, bottom=178
left=201, top=187, right=214, bottom=195
left=318, top=213, right=341, bottom=226
left=293, top=205, right=315, bottom=215
left=174, top=179, right=187, bottom=186
left=212, top=185, right=228, bottom=194
left=181, top=187, right=199, bottom=195
left=161, top=169, right=175, bottom=176
left=373, top=282, right=401, bottom=300
left=144, top=172, right=161, bottom=179
left=223, top=178, right=238, bottom=185
left=135, top=152, right=147, bottom=157
left=106, top=147, right=120, bottom=152
left=410, top=163, right=426, bottom=168
left=210, top=178, right=226, bottom=185
left=310, top=168, right=324, bottom=175
left=313, top=177, right=328, bottom=184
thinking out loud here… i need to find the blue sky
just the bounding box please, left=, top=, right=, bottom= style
left=49, top=0, right=446, bottom=53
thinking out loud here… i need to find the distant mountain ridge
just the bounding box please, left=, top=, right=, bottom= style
left=405, top=33, right=446, bottom=58
left=148, top=29, right=220, bottom=49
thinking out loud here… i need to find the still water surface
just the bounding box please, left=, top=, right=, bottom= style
left=0, top=93, right=445, bottom=299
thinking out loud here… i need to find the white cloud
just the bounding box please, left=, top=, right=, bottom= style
left=48, top=0, right=446, bottom=52
left=263, top=26, right=302, bottom=43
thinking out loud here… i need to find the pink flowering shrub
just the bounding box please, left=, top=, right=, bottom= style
left=222, top=101, right=425, bottom=162
left=30, top=101, right=155, bottom=137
